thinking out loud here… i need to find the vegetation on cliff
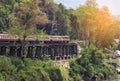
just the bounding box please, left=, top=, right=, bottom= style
left=0, top=0, right=119, bottom=81
left=69, top=45, right=117, bottom=81
left=0, top=56, right=73, bottom=81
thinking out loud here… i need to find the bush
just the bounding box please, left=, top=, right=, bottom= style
left=0, top=56, right=63, bottom=81
left=44, top=62, right=64, bottom=81
left=69, top=45, right=117, bottom=81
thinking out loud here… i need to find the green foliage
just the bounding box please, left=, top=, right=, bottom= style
left=39, top=0, right=72, bottom=35
left=45, top=67, right=63, bottom=81
left=7, top=26, right=28, bottom=39
left=0, top=56, right=52, bottom=81
left=56, top=4, right=72, bottom=35
left=69, top=45, right=117, bottom=80
left=0, top=6, right=12, bottom=32
left=44, top=61, right=65, bottom=81
left=0, top=0, right=16, bottom=11
left=0, top=0, right=119, bottom=39
left=59, top=66, right=73, bottom=81
left=13, top=0, right=48, bottom=28
left=18, top=0, right=32, bottom=3
left=69, top=61, right=83, bottom=81
left=0, top=56, right=76, bottom=81
left=0, top=73, right=4, bottom=81
left=0, top=0, right=17, bottom=32
left=71, top=2, right=119, bottom=48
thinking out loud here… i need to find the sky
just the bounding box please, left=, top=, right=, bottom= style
left=54, top=0, right=120, bottom=15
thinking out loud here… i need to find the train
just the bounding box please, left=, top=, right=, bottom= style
left=0, top=34, right=78, bottom=60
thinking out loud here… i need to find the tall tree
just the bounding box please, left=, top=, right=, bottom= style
left=71, top=1, right=118, bottom=48
left=39, top=0, right=72, bottom=35
left=72, top=5, right=97, bottom=43
left=8, top=0, right=48, bottom=55
left=13, top=0, right=48, bottom=31
left=39, top=0, right=59, bottom=35
left=56, top=4, right=71, bottom=35
left=94, top=6, right=117, bottom=48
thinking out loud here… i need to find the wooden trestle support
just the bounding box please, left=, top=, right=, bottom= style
left=0, top=41, right=78, bottom=60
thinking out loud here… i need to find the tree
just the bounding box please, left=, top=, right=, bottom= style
left=112, top=17, right=120, bottom=39
left=0, top=0, right=16, bottom=32
left=86, top=0, right=97, bottom=7
left=0, top=0, right=33, bottom=32
left=94, top=6, right=117, bottom=48
left=8, top=0, right=48, bottom=55
left=7, top=26, right=30, bottom=39
left=39, top=0, right=72, bottom=35
left=11, top=0, right=48, bottom=41
left=56, top=4, right=71, bottom=35
left=0, top=7, right=12, bottom=32
left=71, top=1, right=118, bottom=48
left=69, top=45, right=117, bottom=80
left=39, top=0, right=59, bottom=35
left=13, top=0, right=48, bottom=30
left=72, top=5, right=97, bottom=45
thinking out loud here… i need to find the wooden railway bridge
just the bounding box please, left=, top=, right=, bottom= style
left=0, top=34, right=78, bottom=60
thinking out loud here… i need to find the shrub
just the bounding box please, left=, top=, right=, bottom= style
left=69, top=45, right=117, bottom=81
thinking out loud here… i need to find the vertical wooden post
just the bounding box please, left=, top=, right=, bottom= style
left=48, top=46, right=52, bottom=59
left=17, top=46, right=22, bottom=57
left=1, top=46, right=7, bottom=56
left=39, top=46, right=42, bottom=58
left=40, top=46, right=43, bottom=59
left=9, top=46, right=12, bottom=56
left=4, top=46, right=7, bottom=56
left=51, top=46, right=55, bottom=59
left=66, top=45, right=69, bottom=59
left=54, top=45, right=58, bottom=60
left=0, top=46, right=1, bottom=55
left=31, top=46, right=34, bottom=58
left=72, top=44, right=77, bottom=57
left=62, top=45, right=66, bottom=59
left=59, top=45, right=62, bottom=59
left=27, top=46, right=34, bottom=58
left=70, top=45, right=73, bottom=57
left=14, top=46, right=17, bottom=57
left=35, top=46, right=42, bottom=59
left=43, top=46, right=47, bottom=55
left=13, top=46, right=16, bottom=56
left=69, top=45, right=72, bottom=58
left=65, top=45, right=67, bottom=58
left=67, top=45, right=70, bottom=58
left=35, top=46, right=38, bottom=58
left=9, top=46, right=15, bottom=56
left=6, top=46, right=10, bottom=56
left=46, top=46, right=49, bottom=55
left=74, top=44, right=78, bottom=56
left=57, top=45, right=60, bottom=59
left=1, top=46, right=4, bottom=55
left=33, top=46, right=36, bottom=58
